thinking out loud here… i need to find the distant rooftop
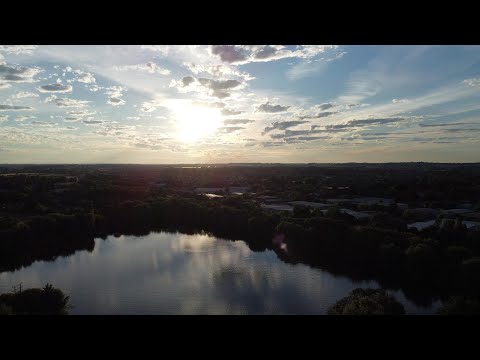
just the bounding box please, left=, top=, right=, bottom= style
left=407, top=220, right=436, bottom=231
left=194, top=187, right=224, bottom=194
left=261, top=203, right=294, bottom=212
left=289, top=201, right=329, bottom=209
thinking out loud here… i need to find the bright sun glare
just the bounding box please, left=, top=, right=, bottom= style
left=174, top=103, right=222, bottom=143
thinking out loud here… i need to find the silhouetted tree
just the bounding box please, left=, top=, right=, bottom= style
left=328, top=288, right=405, bottom=315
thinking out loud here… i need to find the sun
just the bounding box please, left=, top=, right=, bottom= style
left=173, top=102, right=223, bottom=143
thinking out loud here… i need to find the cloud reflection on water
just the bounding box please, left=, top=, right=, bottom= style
left=0, top=231, right=439, bottom=314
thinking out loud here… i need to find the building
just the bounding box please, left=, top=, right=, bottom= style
left=257, top=195, right=283, bottom=204
left=397, top=203, right=408, bottom=211
left=340, top=208, right=371, bottom=220
left=288, top=201, right=329, bottom=209
left=407, top=220, right=436, bottom=231
left=228, top=186, right=249, bottom=194
left=407, top=208, right=440, bottom=221
left=261, top=203, right=294, bottom=212
left=194, top=187, right=225, bottom=195
left=203, top=193, right=224, bottom=199
left=326, top=198, right=353, bottom=204
left=440, top=208, right=472, bottom=218
left=352, top=197, right=395, bottom=207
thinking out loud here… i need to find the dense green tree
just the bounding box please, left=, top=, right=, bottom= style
left=0, top=284, right=70, bottom=315
left=438, top=296, right=480, bottom=315
left=327, top=288, right=405, bottom=315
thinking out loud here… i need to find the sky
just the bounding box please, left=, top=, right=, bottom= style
left=1, top=45, right=480, bottom=164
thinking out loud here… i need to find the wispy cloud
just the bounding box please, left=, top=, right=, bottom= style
left=0, top=105, right=33, bottom=111
left=257, top=101, right=290, bottom=113
left=262, top=120, right=309, bottom=135
left=114, top=62, right=170, bottom=75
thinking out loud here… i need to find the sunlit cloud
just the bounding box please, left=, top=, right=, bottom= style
left=262, top=120, right=309, bottom=135
left=0, top=63, right=42, bottom=83
left=45, top=95, right=89, bottom=108
left=224, top=119, right=254, bottom=125
left=257, top=101, right=290, bottom=113
left=10, top=91, right=39, bottom=99
left=15, top=115, right=35, bottom=122
left=105, top=85, right=127, bottom=106
left=0, top=45, right=38, bottom=55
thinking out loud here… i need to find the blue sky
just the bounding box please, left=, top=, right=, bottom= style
left=1, top=45, right=480, bottom=163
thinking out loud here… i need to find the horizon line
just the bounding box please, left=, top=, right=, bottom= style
left=1, top=162, right=480, bottom=166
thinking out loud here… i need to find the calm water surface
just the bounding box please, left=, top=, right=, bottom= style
left=0, top=232, right=441, bottom=314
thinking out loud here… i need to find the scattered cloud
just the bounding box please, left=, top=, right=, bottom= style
left=184, top=62, right=253, bottom=81
left=192, top=101, right=225, bottom=108
left=87, top=84, right=103, bottom=92
left=67, top=110, right=95, bottom=116
left=64, top=117, right=80, bottom=122
left=139, top=45, right=171, bottom=56
left=107, top=97, right=126, bottom=106
left=30, top=120, right=52, bottom=126
left=0, top=105, right=33, bottom=111
left=140, top=99, right=163, bottom=113
left=287, top=60, right=329, bottom=81
left=105, top=85, right=127, bottom=106
left=419, top=122, right=476, bottom=127
left=217, top=126, right=245, bottom=133
left=0, top=45, right=38, bottom=55
left=210, top=45, right=343, bottom=66
left=463, top=78, right=480, bottom=87
left=442, top=128, right=480, bottom=133
left=257, top=101, right=290, bottom=113
left=300, top=111, right=337, bottom=120
left=74, top=70, right=96, bottom=83
left=182, top=76, right=195, bottom=86
left=15, top=115, right=35, bottom=121
left=221, top=108, right=243, bottom=116
left=114, top=62, right=170, bottom=75
left=326, top=117, right=405, bottom=130
left=45, top=95, right=89, bottom=108
left=38, top=83, right=73, bottom=93
left=346, top=103, right=364, bottom=109
left=0, top=63, right=42, bottom=83
left=285, top=135, right=330, bottom=143
left=262, top=120, right=309, bottom=135
left=10, top=91, right=39, bottom=99
left=83, top=120, right=104, bottom=125
left=210, top=45, right=249, bottom=64
left=224, top=119, right=254, bottom=125
left=197, top=78, right=243, bottom=98
left=317, top=103, right=334, bottom=110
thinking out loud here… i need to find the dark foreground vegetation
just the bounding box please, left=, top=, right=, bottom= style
left=329, top=288, right=480, bottom=315
left=328, top=288, right=405, bottom=315
left=1, top=163, right=480, bottom=310
left=0, top=284, right=70, bottom=315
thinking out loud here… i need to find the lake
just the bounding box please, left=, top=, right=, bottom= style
left=0, top=231, right=441, bottom=314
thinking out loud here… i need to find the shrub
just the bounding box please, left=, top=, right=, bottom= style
left=327, top=288, right=405, bottom=315
left=0, top=283, right=70, bottom=315
left=438, top=297, right=480, bottom=315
